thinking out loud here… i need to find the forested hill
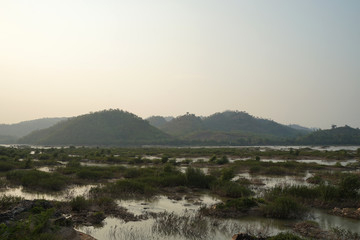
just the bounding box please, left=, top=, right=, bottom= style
left=156, top=111, right=305, bottom=144
left=146, top=116, right=168, bottom=129
left=203, top=111, right=303, bottom=138
left=160, top=114, right=205, bottom=137
left=297, top=126, right=360, bottom=145
left=0, top=118, right=66, bottom=143
left=18, top=110, right=172, bottom=146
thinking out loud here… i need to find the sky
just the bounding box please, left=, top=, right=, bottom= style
left=1, top=0, right=359, bottom=129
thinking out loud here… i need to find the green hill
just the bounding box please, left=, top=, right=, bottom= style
left=203, top=111, right=303, bottom=138
left=18, top=110, right=172, bottom=146
left=0, top=118, right=66, bottom=143
left=146, top=116, right=169, bottom=128
left=158, top=111, right=305, bottom=144
left=297, top=126, right=360, bottom=145
left=159, top=114, right=205, bottom=137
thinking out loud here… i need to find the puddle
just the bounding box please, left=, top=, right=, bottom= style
left=77, top=195, right=360, bottom=240
left=312, top=209, right=360, bottom=233
left=117, top=195, right=219, bottom=216
left=233, top=171, right=313, bottom=197
left=0, top=184, right=97, bottom=201
left=259, top=158, right=358, bottom=166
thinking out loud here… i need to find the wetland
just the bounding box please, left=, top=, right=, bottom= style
left=0, top=146, right=359, bottom=239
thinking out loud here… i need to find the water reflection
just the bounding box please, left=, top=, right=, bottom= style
left=0, top=184, right=96, bottom=201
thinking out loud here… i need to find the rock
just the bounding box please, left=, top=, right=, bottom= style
left=330, top=207, right=360, bottom=220
left=293, top=221, right=335, bottom=239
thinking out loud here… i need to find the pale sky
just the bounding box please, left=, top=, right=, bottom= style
left=1, top=0, right=359, bottom=129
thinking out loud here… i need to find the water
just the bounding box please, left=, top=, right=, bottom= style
left=2, top=181, right=359, bottom=239
left=117, top=195, right=220, bottom=216
left=261, top=158, right=358, bottom=166
left=76, top=196, right=360, bottom=240
left=233, top=171, right=313, bottom=197
left=0, top=184, right=97, bottom=201
left=312, top=209, right=360, bottom=234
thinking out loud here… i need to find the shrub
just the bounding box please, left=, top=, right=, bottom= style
left=212, top=181, right=252, bottom=198
left=249, top=166, right=261, bottom=174
left=0, top=162, right=15, bottom=172
left=0, top=195, right=23, bottom=210
left=76, top=167, right=113, bottom=180
left=217, top=198, right=258, bottom=211
left=221, top=168, right=235, bottom=181
left=216, top=156, right=229, bottom=165
left=161, top=156, right=169, bottom=164
left=124, top=168, right=141, bottom=178
left=317, top=184, right=340, bottom=201
left=209, top=155, right=217, bottom=162
left=338, top=174, right=360, bottom=199
left=264, top=166, right=287, bottom=175
left=102, top=179, right=156, bottom=197
left=6, top=170, right=67, bottom=191
left=263, top=196, right=307, bottom=219
left=185, top=167, right=215, bottom=188
left=70, top=196, right=90, bottom=211
left=90, top=211, right=105, bottom=224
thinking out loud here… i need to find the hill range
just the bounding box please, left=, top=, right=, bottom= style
left=0, top=109, right=358, bottom=146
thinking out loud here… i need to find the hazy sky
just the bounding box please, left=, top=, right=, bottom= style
left=1, top=0, right=359, bottom=129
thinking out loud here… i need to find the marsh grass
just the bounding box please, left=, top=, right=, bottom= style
left=0, top=195, right=23, bottom=210
left=262, top=196, right=307, bottom=219
left=152, top=211, right=244, bottom=240
left=211, top=181, right=253, bottom=198
left=0, top=208, right=61, bottom=240
left=6, top=170, right=67, bottom=191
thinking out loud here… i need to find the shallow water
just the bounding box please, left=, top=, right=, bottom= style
left=76, top=195, right=286, bottom=240
left=312, top=209, right=360, bottom=234
left=259, top=158, right=358, bottom=166
left=117, top=195, right=220, bottom=216
left=0, top=184, right=97, bottom=201
left=76, top=195, right=360, bottom=240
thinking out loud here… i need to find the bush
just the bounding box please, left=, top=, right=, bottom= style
left=338, top=174, right=360, bottom=199
left=185, top=167, right=215, bottom=188
left=212, top=181, right=253, bottom=198
left=217, top=198, right=258, bottom=211
left=124, top=168, right=141, bottom=178
left=264, top=166, right=287, bottom=175
left=317, top=184, right=340, bottom=201
left=263, top=196, right=307, bottom=219
left=249, top=166, right=261, bottom=174
left=70, top=196, right=90, bottom=211
left=0, top=162, right=15, bottom=172
left=90, top=211, right=105, bottom=224
left=0, top=196, right=23, bottom=210
left=216, top=156, right=229, bottom=165
left=76, top=167, right=113, bottom=180
left=6, top=170, right=67, bottom=191
left=221, top=168, right=235, bottom=181
left=102, top=179, right=156, bottom=197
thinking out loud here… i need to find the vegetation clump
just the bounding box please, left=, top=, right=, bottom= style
left=262, top=196, right=307, bottom=219
left=6, top=170, right=67, bottom=191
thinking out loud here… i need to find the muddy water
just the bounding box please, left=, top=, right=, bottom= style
left=76, top=195, right=286, bottom=240
left=233, top=171, right=313, bottom=197
left=0, top=184, right=97, bottom=201
left=76, top=196, right=360, bottom=240
left=261, top=158, right=358, bottom=166
left=312, top=209, right=360, bottom=233
left=2, top=181, right=360, bottom=239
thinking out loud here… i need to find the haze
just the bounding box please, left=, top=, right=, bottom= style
left=1, top=0, right=359, bottom=129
